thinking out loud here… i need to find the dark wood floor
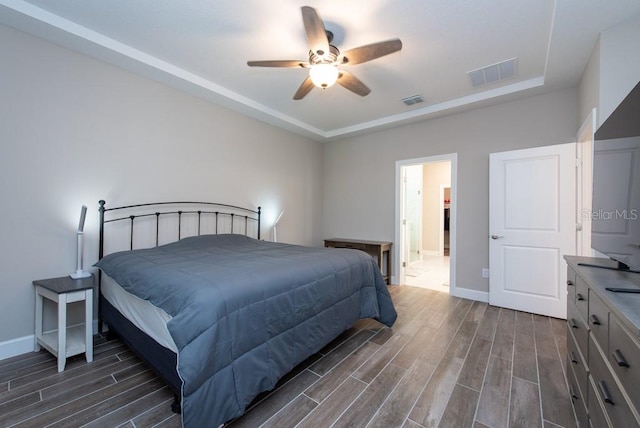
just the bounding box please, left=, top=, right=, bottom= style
left=0, top=285, right=574, bottom=427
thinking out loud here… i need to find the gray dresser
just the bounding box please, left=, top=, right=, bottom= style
left=565, top=256, right=640, bottom=427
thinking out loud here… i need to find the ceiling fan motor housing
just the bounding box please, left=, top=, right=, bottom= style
left=310, top=44, right=340, bottom=65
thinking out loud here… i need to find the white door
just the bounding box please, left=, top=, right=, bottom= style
left=489, top=143, right=576, bottom=318
left=405, top=165, right=423, bottom=264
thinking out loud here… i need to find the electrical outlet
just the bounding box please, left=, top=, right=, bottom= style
left=482, top=268, right=490, bottom=278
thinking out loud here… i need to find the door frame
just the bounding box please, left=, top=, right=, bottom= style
left=577, top=108, right=596, bottom=256
left=395, top=153, right=457, bottom=291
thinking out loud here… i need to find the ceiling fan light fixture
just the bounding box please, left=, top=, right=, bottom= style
left=247, top=7, right=402, bottom=99
left=309, top=63, right=339, bottom=89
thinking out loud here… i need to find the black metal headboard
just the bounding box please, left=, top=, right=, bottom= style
left=98, top=200, right=261, bottom=258
left=97, top=200, right=261, bottom=332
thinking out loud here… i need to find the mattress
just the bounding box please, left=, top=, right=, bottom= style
left=101, top=273, right=177, bottom=353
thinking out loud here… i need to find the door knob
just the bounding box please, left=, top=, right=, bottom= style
left=491, top=234, right=504, bottom=240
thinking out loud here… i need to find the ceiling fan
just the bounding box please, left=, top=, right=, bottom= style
left=247, top=6, right=402, bottom=100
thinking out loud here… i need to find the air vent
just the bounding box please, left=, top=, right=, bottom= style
left=468, top=58, right=517, bottom=88
left=402, top=94, right=424, bottom=106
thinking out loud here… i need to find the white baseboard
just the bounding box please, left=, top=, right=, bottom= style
left=451, top=287, right=489, bottom=303
left=0, top=320, right=100, bottom=362
left=0, top=334, right=35, bottom=361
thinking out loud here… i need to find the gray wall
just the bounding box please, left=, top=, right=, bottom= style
left=0, top=24, right=323, bottom=345
left=323, top=88, right=578, bottom=294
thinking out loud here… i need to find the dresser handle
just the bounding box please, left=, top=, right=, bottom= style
left=569, top=319, right=578, bottom=329
left=570, top=351, right=579, bottom=364
left=576, top=293, right=585, bottom=301
left=569, top=385, right=579, bottom=400
left=613, top=349, right=630, bottom=368
left=598, top=380, right=615, bottom=405
left=567, top=280, right=574, bottom=286
left=590, top=314, right=601, bottom=326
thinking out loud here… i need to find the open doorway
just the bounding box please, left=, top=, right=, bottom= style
left=395, top=154, right=456, bottom=293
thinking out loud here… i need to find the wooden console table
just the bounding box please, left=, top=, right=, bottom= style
left=324, top=238, right=392, bottom=284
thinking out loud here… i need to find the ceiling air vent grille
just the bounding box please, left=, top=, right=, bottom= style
left=402, top=94, right=424, bottom=106
left=468, top=58, right=517, bottom=88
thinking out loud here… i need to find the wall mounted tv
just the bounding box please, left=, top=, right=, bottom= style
left=590, top=80, right=640, bottom=272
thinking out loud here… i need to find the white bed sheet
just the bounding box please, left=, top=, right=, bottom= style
left=101, top=273, right=178, bottom=353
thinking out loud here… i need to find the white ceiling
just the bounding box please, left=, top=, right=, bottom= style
left=1, top=0, right=639, bottom=141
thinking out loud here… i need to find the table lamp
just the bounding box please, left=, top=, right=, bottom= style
left=273, top=211, right=284, bottom=242
left=70, top=205, right=92, bottom=279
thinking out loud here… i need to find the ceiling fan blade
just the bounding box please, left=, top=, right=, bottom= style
left=341, top=39, right=403, bottom=65
left=337, top=71, right=371, bottom=96
left=247, top=60, right=309, bottom=68
left=301, top=6, right=330, bottom=58
left=293, top=76, right=315, bottom=100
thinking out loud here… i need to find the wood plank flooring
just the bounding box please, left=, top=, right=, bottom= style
left=0, top=285, right=574, bottom=427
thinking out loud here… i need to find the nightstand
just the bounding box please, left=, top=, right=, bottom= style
left=33, top=275, right=94, bottom=372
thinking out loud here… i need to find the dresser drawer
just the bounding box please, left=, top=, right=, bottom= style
left=568, top=355, right=589, bottom=428
left=588, top=290, right=609, bottom=352
left=567, top=266, right=577, bottom=302
left=569, top=300, right=589, bottom=362
left=568, top=326, right=589, bottom=400
left=589, top=336, right=639, bottom=427
left=575, top=276, right=589, bottom=321
left=609, top=314, right=640, bottom=411
left=588, top=376, right=613, bottom=428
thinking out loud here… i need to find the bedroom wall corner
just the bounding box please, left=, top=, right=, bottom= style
left=578, top=36, right=600, bottom=127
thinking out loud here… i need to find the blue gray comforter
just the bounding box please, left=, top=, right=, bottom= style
left=95, top=234, right=396, bottom=427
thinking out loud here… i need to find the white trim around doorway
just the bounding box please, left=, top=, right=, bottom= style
left=395, top=153, right=458, bottom=296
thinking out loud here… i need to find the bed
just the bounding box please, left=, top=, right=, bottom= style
left=94, top=200, right=397, bottom=427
